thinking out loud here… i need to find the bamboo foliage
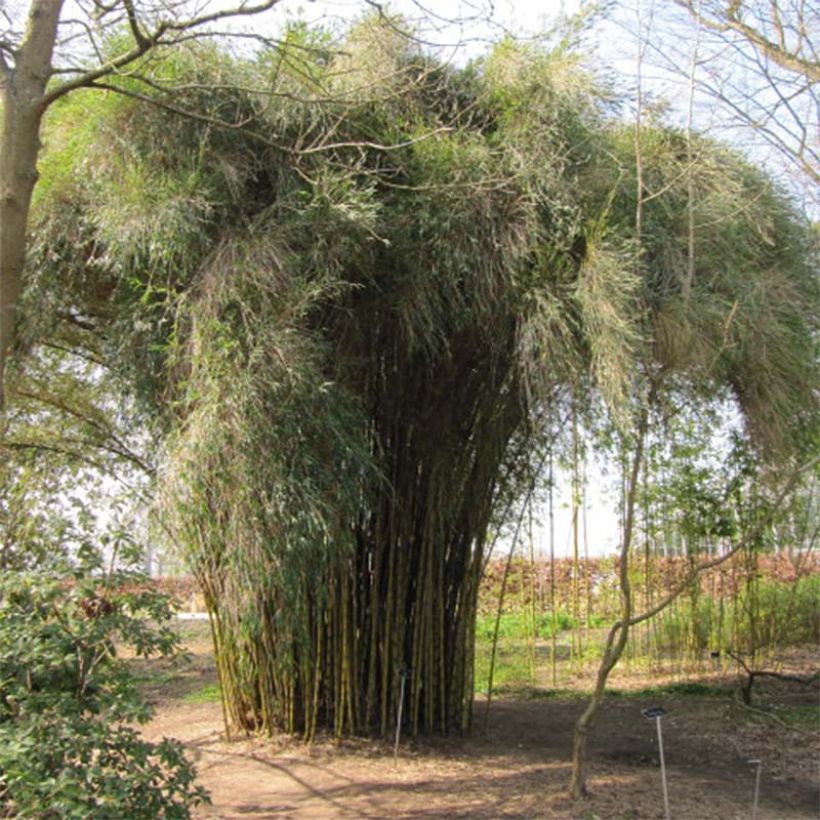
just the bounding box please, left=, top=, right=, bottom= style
left=22, top=17, right=818, bottom=740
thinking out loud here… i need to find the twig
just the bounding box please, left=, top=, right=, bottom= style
left=733, top=692, right=815, bottom=738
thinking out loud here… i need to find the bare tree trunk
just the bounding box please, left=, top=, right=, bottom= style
left=568, top=406, right=648, bottom=798
left=0, top=0, right=64, bottom=409
left=548, top=437, right=558, bottom=687
left=682, top=0, right=702, bottom=302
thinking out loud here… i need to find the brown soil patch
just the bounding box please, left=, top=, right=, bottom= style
left=140, top=628, right=819, bottom=819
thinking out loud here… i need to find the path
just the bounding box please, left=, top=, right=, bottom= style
left=143, top=690, right=819, bottom=819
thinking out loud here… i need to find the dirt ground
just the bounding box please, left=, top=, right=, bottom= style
left=139, top=633, right=820, bottom=819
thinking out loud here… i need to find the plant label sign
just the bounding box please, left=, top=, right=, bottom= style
left=642, top=705, right=671, bottom=819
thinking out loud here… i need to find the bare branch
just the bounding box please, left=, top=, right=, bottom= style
left=625, top=456, right=819, bottom=630
left=83, top=79, right=285, bottom=148
left=692, top=72, right=820, bottom=183
left=676, top=0, right=820, bottom=81
left=53, top=16, right=108, bottom=68
left=42, top=0, right=284, bottom=107
left=642, top=1, right=820, bottom=189
left=296, top=128, right=454, bottom=156
left=84, top=77, right=455, bottom=162
left=122, top=0, right=149, bottom=49
left=162, top=0, right=283, bottom=34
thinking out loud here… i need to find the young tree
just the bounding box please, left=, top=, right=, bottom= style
left=566, top=2, right=817, bottom=789
left=565, top=24, right=818, bottom=785
left=568, top=385, right=816, bottom=797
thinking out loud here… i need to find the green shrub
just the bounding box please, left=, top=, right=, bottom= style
left=0, top=559, right=209, bottom=818
left=474, top=609, right=580, bottom=643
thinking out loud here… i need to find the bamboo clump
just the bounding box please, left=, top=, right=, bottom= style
left=23, top=15, right=818, bottom=741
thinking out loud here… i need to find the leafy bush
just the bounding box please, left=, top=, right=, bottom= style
left=0, top=557, right=209, bottom=818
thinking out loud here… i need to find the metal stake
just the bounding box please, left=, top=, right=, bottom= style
left=749, top=759, right=762, bottom=820
left=393, top=670, right=408, bottom=764
left=655, top=715, right=671, bottom=820
left=643, top=707, right=671, bottom=820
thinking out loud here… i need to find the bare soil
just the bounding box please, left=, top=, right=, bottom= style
left=139, top=631, right=819, bottom=819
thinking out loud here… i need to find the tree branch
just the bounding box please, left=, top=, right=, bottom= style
left=42, top=0, right=284, bottom=107
left=122, top=0, right=148, bottom=49
left=676, top=0, right=820, bottom=81
left=2, top=439, right=114, bottom=475
left=727, top=649, right=819, bottom=686
left=161, top=0, right=284, bottom=34
left=84, top=78, right=454, bottom=162
left=624, top=456, right=819, bottom=630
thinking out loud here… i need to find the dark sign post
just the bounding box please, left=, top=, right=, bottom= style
left=642, top=707, right=670, bottom=820
left=748, top=759, right=762, bottom=820
left=394, top=669, right=412, bottom=764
